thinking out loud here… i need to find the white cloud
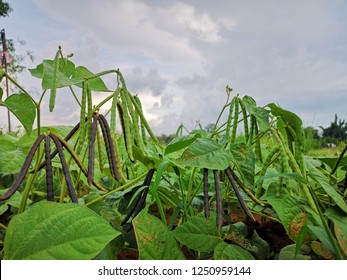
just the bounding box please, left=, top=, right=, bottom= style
left=1, top=0, right=346, bottom=135
left=153, top=2, right=223, bottom=43
left=33, top=0, right=208, bottom=74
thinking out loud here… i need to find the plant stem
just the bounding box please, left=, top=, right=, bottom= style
left=69, top=85, right=82, bottom=107
left=308, top=185, right=344, bottom=260
left=95, top=92, right=114, bottom=111
left=4, top=73, right=37, bottom=104
left=83, top=172, right=147, bottom=207
left=270, top=127, right=318, bottom=214
left=18, top=150, right=45, bottom=213
left=186, top=167, right=197, bottom=208
left=0, top=223, right=7, bottom=230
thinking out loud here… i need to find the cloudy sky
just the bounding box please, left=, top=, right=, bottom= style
left=1, top=0, right=346, bottom=135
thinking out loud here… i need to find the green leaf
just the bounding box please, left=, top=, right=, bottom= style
left=164, top=132, right=201, bottom=156
left=41, top=60, right=82, bottom=90
left=267, top=103, right=304, bottom=144
left=317, top=156, right=347, bottom=170
left=325, top=207, right=347, bottom=229
left=39, top=57, right=82, bottom=112
left=4, top=201, right=120, bottom=260
left=71, top=66, right=111, bottom=92
left=311, top=241, right=335, bottom=259
left=176, top=138, right=231, bottom=170
left=306, top=159, right=347, bottom=213
left=28, top=62, right=44, bottom=78
left=255, top=172, right=306, bottom=185
left=29, top=58, right=75, bottom=79
left=214, top=242, right=255, bottom=260
left=0, top=141, right=26, bottom=175
left=307, top=225, right=336, bottom=256
left=1, top=93, right=36, bottom=135
left=279, top=244, right=311, bottom=260
left=325, top=207, right=347, bottom=256
left=0, top=190, right=30, bottom=215
left=0, top=68, right=5, bottom=82
left=242, top=96, right=269, bottom=131
left=250, top=230, right=271, bottom=259
left=132, top=212, right=185, bottom=260
left=173, top=212, right=222, bottom=252
left=230, top=142, right=255, bottom=186
left=267, top=194, right=307, bottom=237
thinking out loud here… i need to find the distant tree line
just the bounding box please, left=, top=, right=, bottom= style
left=305, top=114, right=347, bottom=150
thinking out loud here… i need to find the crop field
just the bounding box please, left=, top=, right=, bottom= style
left=0, top=48, right=346, bottom=260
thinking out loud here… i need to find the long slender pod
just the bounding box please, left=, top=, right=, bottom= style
left=98, top=114, right=120, bottom=181
left=203, top=168, right=210, bottom=219
left=225, top=167, right=255, bottom=221
left=228, top=168, right=266, bottom=206
left=121, top=188, right=146, bottom=226
left=34, top=118, right=87, bottom=173
left=0, top=134, right=45, bottom=201
left=48, top=47, right=61, bottom=112
left=117, top=102, right=127, bottom=150
left=129, top=93, right=159, bottom=143
left=119, top=88, right=134, bottom=161
left=134, top=95, right=148, bottom=145
left=110, top=87, right=120, bottom=136
left=239, top=100, right=249, bottom=143
left=225, top=96, right=236, bottom=137
left=96, top=122, right=104, bottom=174
left=254, top=121, right=263, bottom=163
left=129, top=169, right=155, bottom=218
left=280, top=144, right=292, bottom=195
left=121, top=169, right=155, bottom=225
left=87, top=114, right=98, bottom=187
left=132, top=102, right=146, bottom=156
left=44, top=135, right=54, bottom=201
left=133, top=187, right=149, bottom=218
left=271, top=127, right=299, bottom=174
left=213, top=170, right=223, bottom=229
left=230, top=96, right=239, bottom=144
left=53, top=133, right=108, bottom=192
left=255, top=146, right=280, bottom=198
left=286, top=125, right=307, bottom=178
left=270, top=127, right=318, bottom=214
left=86, top=81, right=93, bottom=142
left=50, top=133, right=78, bottom=203
left=112, top=138, right=127, bottom=183
left=77, top=80, right=88, bottom=153
left=247, top=115, right=255, bottom=146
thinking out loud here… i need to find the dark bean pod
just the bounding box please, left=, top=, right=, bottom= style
left=213, top=170, right=223, bottom=229
left=53, top=133, right=108, bottom=192
left=119, top=89, right=134, bottom=162
left=225, top=167, right=255, bottom=221
left=34, top=118, right=86, bottom=173
left=98, top=114, right=120, bottom=181
left=121, top=169, right=155, bottom=226
left=87, top=114, right=98, bottom=187
left=50, top=134, right=78, bottom=203
left=203, top=168, right=210, bottom=219
left=132, top=187, right=149, bottom=218
left=117, top=102, right=135, bottom=163
left=121, top=187, right=147, bottom=226
left=44, top=135, right=54, bottom=201
left=0, top=134, right=45, bottom=201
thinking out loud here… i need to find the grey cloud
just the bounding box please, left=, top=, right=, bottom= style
left=124, top=67, right=168, bottom=96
